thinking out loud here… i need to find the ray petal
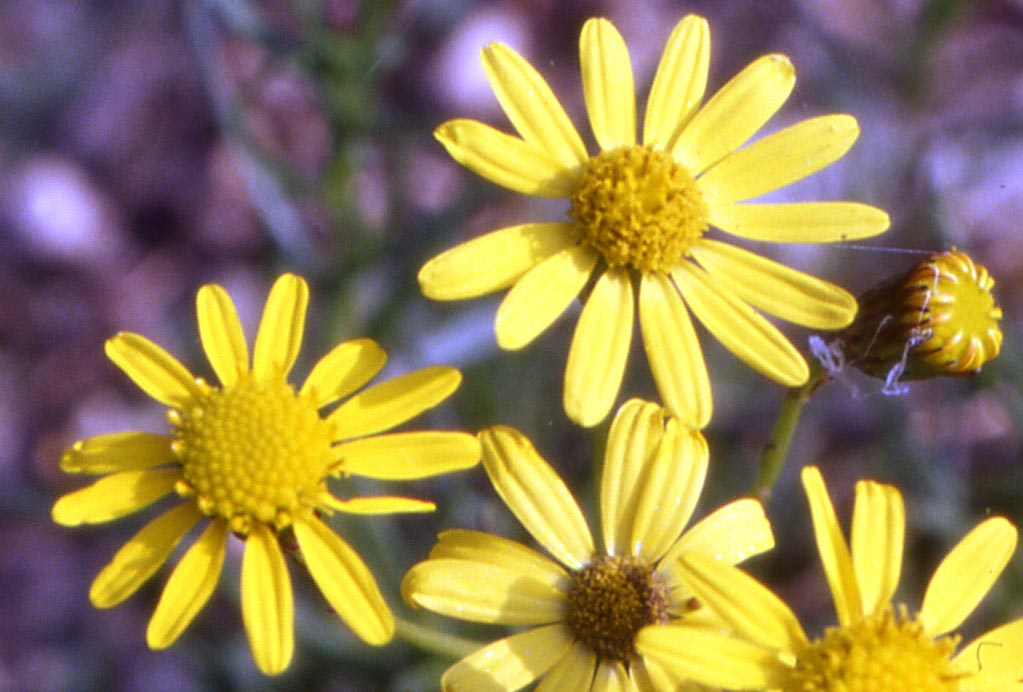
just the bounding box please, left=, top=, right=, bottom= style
left=60, top=432, right=173, bottom=475
left=920, top=517, right=1017, bottom=636
left=424, top=529, right=569, bottom=584
left=51, top=468, right=181, bottom=526
left=480, top=425, right=594, bottom=570
left=299, top=338, right=387, bottom=408
left=105, top=333, right=201, bottom=409
left=564, top=268, right=634, bottom=427
left=90, top=503, right=203, bottom=608
left=580, top=18, right=636, bottom=150
left=699, top=114, right=859, bottom=204
left=851, top=480, right=904, bottom=616
left=639, top=272, right=711, bottom=428
left=418, top=223, right=578, bottom=301
left=802, top=466, right=861, bottom=626
left=402, top=558, right=565, bottom=626
left=293, top=515, right=393, bottom=645
left=147, top=519, right=228, bottom=649
left=662, top=498, right=775, bottom=576
left=954, top=618, right=1023, bottom=690
left=334, top=431, right=480, bottom=480
left=673, top=54, right=795, bottom=175
left=435, top=120, right=579, bottom=197
left=672, top=262, right=808, bottom=386
left=535, top=644, right=597, bottom=692
left=674, top=552, right=806, bottom=652
left=709, top=201, right=891, bottom=243
left=328, top=366, right=461, bottom=440
left=252, top=273, right=308, bottom=381
left=690, top=239, right=857, bottom=329
left=440, top=625, right=574, bottom=692
left=643, top=15, right=709, bottom=149
left=637, top=624, right=789, bottom=690
left=600, top=399, right=664, bottom=557
left=629, top=423, right=709, bottom=563
left=481, top=42, right=588, bottom=168
left=241, top=523, right=294, bottom=676
left=495, top=244, right=597, bottom=350
left=196, top=283, right=248, bottom=386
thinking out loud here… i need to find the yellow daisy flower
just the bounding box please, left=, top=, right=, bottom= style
left=419, top=14, right=890, bottom=427
left=401, top=398, right=774, bottom=691
left=641, top=466, right=1023, bottom=691
left=51, top=273, right=480, bottom=675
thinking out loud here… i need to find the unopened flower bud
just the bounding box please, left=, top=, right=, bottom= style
left=835, top=249, right=1002, bottom=382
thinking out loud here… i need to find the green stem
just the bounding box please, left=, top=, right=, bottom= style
left=394, top=615, right=483, bottom=660
left=752, top=362, right=829, bottom=502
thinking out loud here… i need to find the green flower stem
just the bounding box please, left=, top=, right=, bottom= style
left=753, top=361, right=829, bottom=501
left=394, top=615, right=483, bottom=660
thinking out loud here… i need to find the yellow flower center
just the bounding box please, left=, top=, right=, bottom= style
left=787, top=606, right=960, bottom=692
left=569, top=145, right=708, bottom=273
left=169, top=372, right=336, bottom=534
left=565, top=555, right=670, bottom=662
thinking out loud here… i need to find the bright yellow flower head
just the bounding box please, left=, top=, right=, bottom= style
left=52, top=274, right=481, bottom=675
left=643, top=466, right=1023, bottom=691
left=401, top=398, right=775, bottom=691
left=419, top=15, right=890, bottom=428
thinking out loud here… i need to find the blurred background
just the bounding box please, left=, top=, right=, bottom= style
left=2, top=0, right=1022, bottom=690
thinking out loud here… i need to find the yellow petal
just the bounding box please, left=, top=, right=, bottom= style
left=673, top=262, right=808, bottom=386
left=441, top=625, right=574, bottom=692
left=105, top=333, right=201, bottom=409
left=293, top=515, right=394, bottom=645
left=674, top=54, right=795, bottom=175
left=851, top=480, right=904, bottom=616
left=674, top=553, right=806, bottom=652
left=580, top=18, right=635, bottom=150
left=90, top=503, right=203, bottom=608
left=802, top=466, right=861, bottom=626
left=600, top=399, right=664, bottom=557
left=252, top=273, right=308, bottom=381
left=61, top=432, right=173, bottom=475
left=662, top=498, right=775, bottom=576
left=147, top=519, right=227, bottom=649
left=328, top=365, right=461, bottom=439
left=709, top=201, right=891, bottom=243
left=954, top=618, right=1023, bottom=689
left=920, top=517, right=1017, bottom=636
left=481, top=42, right=588, bottom=168
left=241, top=523, right=294, bottom=675
left=324, top=496, right=435, bottom=515
left=564, top=268, right=634, bottom=427
left=636, top=624, right=789, bottom=690
left=639, top=272, right=711, bottom=428
left=402, top=557, right=565, bottom=626
left=592, top=660, right=634, bottom=692
left=425, top=530, right=569, bottom=583
left=628, top=424, right=708, bottom=563
left=334, top=431, right=479, bottom=480
left=535, top=644, right=597, bottom=692
left=480, top=425, right=594, bottom=570
left=495, top=245, right=597, bottom=350
left=196, top=283, right=248, bottom=387
left=51, top=468, right=180, bottom=526
left=643, top=14, right=709, bottom=149
left=691, top=239, right=857, bottom=329
left=418, top=223, right=578, bottom=301
left=699, top=114, right=860, bottom=204
left=435, top=119, right=577, bottom=198
left=299, top=338, right=387, bottom=408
